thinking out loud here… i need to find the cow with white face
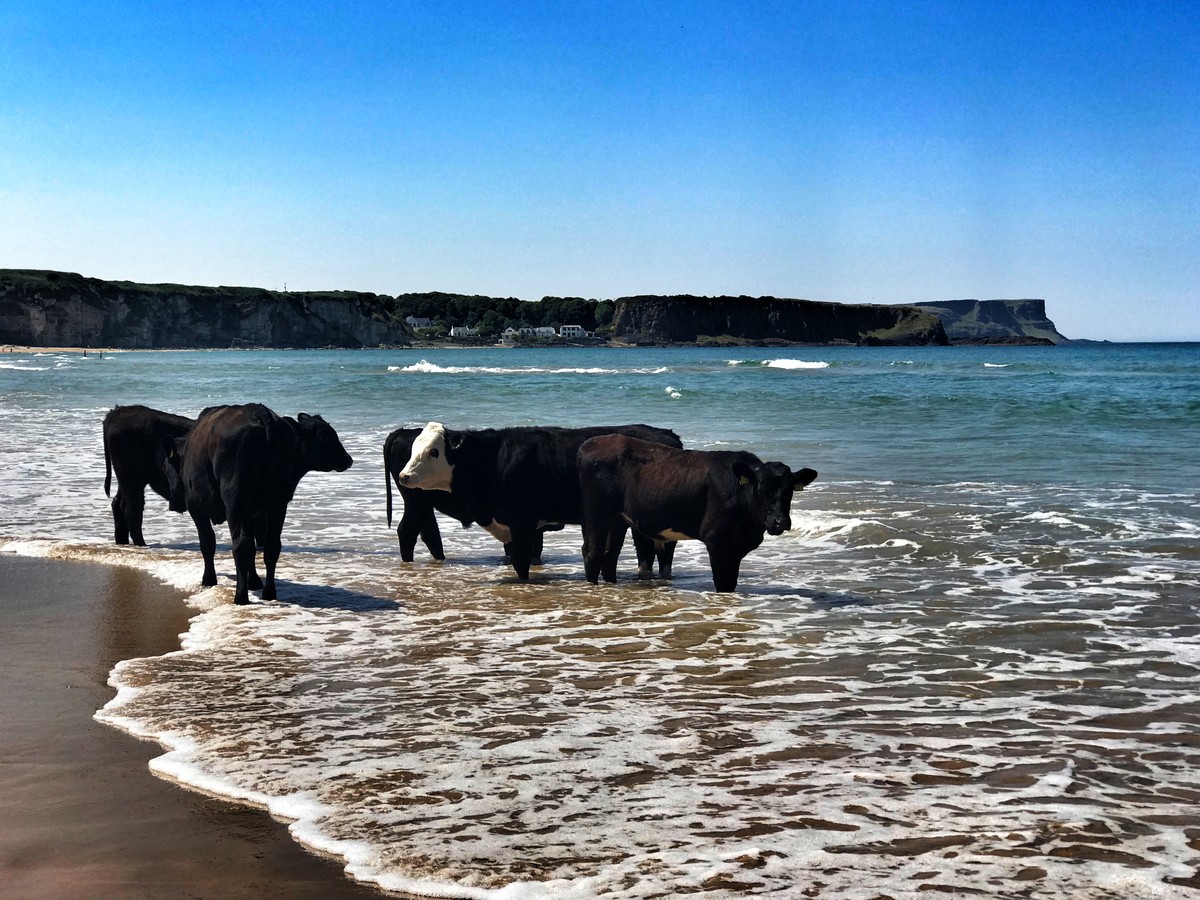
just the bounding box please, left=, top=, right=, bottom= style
left=398, top=422, right=453, bottom=490
left=396, top=420, right=685, bottom=580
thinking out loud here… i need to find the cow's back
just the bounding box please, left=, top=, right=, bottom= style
left=182, top=404, right=284, bottom=516
left=487, top=424, right=681, bottom=526
left=104, top=405, right=195, bottom=497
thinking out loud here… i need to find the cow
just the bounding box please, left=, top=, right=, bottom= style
left=577, top=434, right=817, bottom=592
left=383, top=427, right=475, bottom=561
left=385, top=427, right=553, bottom=564
left=170, top=403, right=353, bottom=605
left=396, top=423, right=683, bottom=580
left=102, top=405, right=195, bottom=545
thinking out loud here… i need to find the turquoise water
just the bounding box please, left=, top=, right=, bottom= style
left=1, top=343, right=1198, bottom=897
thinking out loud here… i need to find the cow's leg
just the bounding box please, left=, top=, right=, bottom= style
left=602, top=525, right=626, bottom=584
left=506, top=530, right=538, bottom=581
left=191, top=511, right=219, bottom=588
left=632, top=532, right=656, bottom=578
left=396, top=508, right=422, bottom=562
left=705, top=544, right=743, bottom=593
left=531, top=530, right=545, bottom=566
left=656, top=540, right=677, bottom=579
left=229, top=519, right=256, bottom=605
left=245, top=515, right=264, bottom=591
left=111, top=491, right=131, bottom=545
left=120, top=486, right=148, bottom=546
left=260, top=509, right=284, bottom=602
left=419, top=512, right=445, bottom=561
left=582, top=522, right=605, bottom=584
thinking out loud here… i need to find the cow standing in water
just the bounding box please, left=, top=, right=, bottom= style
left=102, top=405, right=195, bottom=545
left=577, top=434, right=817, bottom=592
left=383, top=426, right=548, bottom=564
left=383, top=427, right=475, bottom=561
left=169, top=403, right=353, bottom=605
left=397, top=423, right=682, bottom=580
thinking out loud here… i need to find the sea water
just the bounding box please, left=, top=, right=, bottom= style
left=1, top=343, right=1198, bottom=898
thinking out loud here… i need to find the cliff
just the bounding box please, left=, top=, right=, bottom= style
left=0, top=270, right=412, bottom=348
left=611, top=295, right=949, bottom=346
left=908, top=299, right=1067, bottom=345
left=0, top=270, right=1067, bottom=349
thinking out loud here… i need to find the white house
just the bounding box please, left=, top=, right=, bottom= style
left=559, top=324, right=588, bottom=339
left=405, top=315, right=433, bottom=329
left=449, top=325, right=476, bottom=338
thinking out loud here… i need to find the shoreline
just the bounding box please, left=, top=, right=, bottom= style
left=0, top=554, right=388, bottom=899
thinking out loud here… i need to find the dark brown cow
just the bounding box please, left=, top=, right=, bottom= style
left=171, top=403, right=352, bottom=605
left=578, top=434, right=817, bottom=592
left=102, top=405, right=195, bottom=545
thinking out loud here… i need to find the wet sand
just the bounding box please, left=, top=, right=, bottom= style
left=0, top=555, right=386, bottom=899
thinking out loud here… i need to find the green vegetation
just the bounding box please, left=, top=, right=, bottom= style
left=394, top=292, right=613, bottom=337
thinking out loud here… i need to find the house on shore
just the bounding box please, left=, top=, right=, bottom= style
left=449, top=325, right=476, bottom=338
left=405, top=316, right=433, bottom=329
left=559, top=324, right=588, bottom=339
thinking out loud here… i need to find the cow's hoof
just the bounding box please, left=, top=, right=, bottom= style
left=261, top=589, right=276, bottom=602
left=233, top=595, right=250, bottom=606
left=247, top=573, right=264, bottom=590
left=202, top=575, right=218, bottom=588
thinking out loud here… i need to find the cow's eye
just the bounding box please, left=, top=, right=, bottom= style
left=430, top=448, right=440, bottom=459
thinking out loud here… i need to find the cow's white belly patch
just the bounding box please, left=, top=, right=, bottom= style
left=657, top=528, right=696, bottom=542
left=484, top=521, right=513, bottom=544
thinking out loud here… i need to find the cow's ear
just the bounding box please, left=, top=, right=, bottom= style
left=447, top=432, right=464, bottom=452
left=162, top=436, right=177, bottom=459
left=298, top=412, right=313, bottom=423
left=793, top=467, right=818, bottom=490
left=732, top=461, right=756, bottom=487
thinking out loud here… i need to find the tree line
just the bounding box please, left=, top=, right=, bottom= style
left=383, top=293, right=616, bottom=337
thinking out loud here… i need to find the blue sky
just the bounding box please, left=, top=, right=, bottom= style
left=2, top=1, right=1197, bottom=340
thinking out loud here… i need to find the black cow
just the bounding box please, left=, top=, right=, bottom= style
left=577, top=434, right=817, bottom=592
left=384, top=427, right=475, bottom=561
left=102, top=405, right=195, bottom=545
left=397, top=423, right=683, bottom=580
left=171, top=403, right=353, bottom=605
left=385, top=427, right=553, bottom=564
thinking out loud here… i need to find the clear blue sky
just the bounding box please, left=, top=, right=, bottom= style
left=2, top=1, right=1197, bottom=340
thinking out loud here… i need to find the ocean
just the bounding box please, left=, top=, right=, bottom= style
left=1, top=343, right=1197, bottom=898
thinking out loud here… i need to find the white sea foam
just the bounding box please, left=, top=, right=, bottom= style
left=3, top=351, right=1198, bottom=898
left=388, top=360, right=668, bottom=376
left=984, top=362, right=1010, bottom=368
left=0, top=361, right=51, bottom=370
left=764, top=358, right=829, bottom=369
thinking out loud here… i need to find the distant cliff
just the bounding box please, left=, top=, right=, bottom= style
left=0, top=270, right=412, bottom=348
left=611, top=295, right=949, bottom=346
left=908, top=299, right=1067, bottom=344
left=0, top=270, right=1066, bottom=349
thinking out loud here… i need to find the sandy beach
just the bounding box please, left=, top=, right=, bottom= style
left=0, top=555, right=386, bottom=899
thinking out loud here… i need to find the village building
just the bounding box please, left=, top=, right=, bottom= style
left=405, top=315, right=433, bottom=329
left=449, top=325, right=476, bottom=338
left=559, top=324, right=588, bottom=339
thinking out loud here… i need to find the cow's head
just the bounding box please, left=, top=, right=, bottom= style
left=735, top=461, right=818, bottom=535
left=297, top=413, right=353, bottom=472
left=161, top=436, right=189, bottom=513
left=398, top=421, right=454, bottom=490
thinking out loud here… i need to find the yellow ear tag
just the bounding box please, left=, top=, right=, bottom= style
left=738, top=475, right=751, bottom=486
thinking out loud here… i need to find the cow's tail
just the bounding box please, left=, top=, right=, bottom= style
left=384, top=432, right=394, bottom=528
left=103, top=428, right=112, bottom=497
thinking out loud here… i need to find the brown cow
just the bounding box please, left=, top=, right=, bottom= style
left=578, top=434, right=817, bottom=592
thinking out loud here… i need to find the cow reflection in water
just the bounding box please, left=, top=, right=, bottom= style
left=166, top=403, right=353, bottom=605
